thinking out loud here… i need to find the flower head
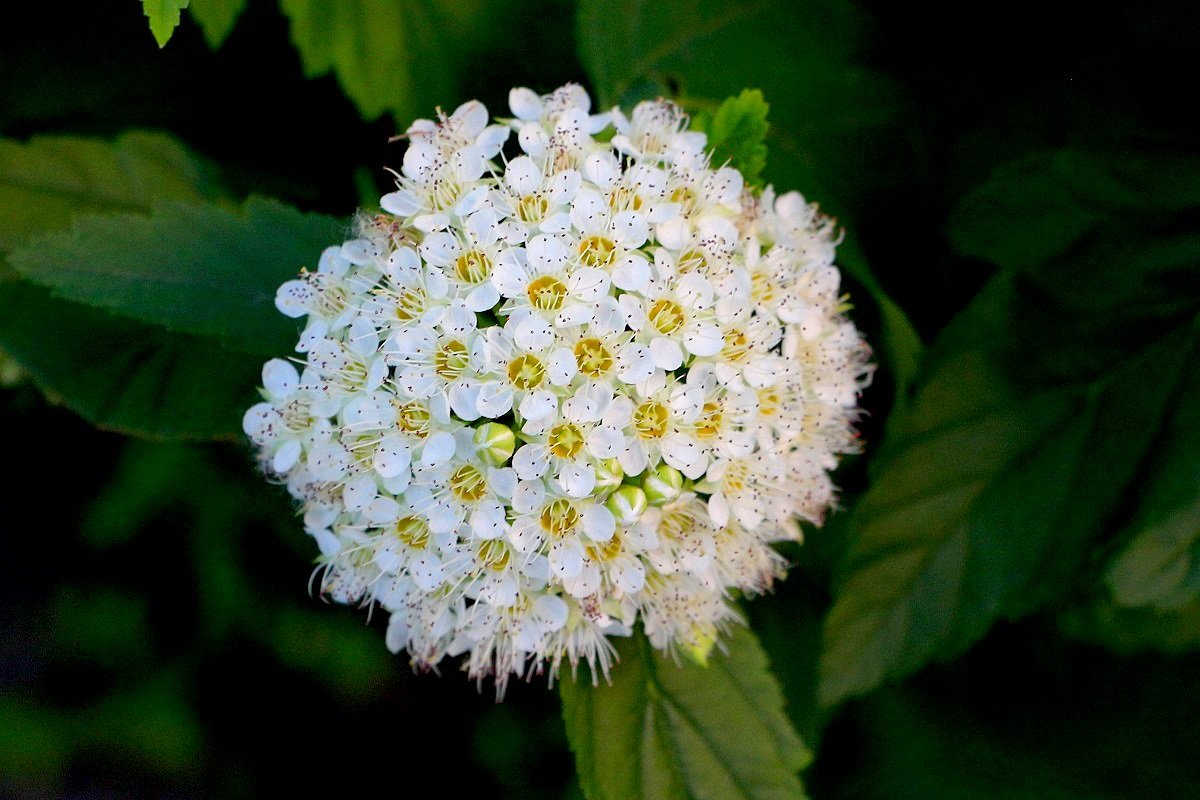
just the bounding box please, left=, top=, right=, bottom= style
left=245, top=83, right=872, bottom=694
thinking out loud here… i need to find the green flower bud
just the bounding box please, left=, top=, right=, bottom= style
left=681, top=622, right=719, bottom=668
left=643, top=463, right=683, bottom=505
left=606, top=485, right=648, bottom=525
left=473, top=422, right=515, bottom=466
left=593, top=458, right=624, bottom=495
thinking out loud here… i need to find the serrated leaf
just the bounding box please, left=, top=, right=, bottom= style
left=0, top=279, right=263, bottom=439
left=279, top=0, right=471, bottom=123
left=143, top=0, right=191, bottom=48
left=693, top=90, right=770, bottom=186
left=0, top=131, right=222, bottom=251
left=10, top=198, right=345, bottom=356
left=561, top=628, right=810, bottom=800
left=0, top=132, right=283, bottom=440
left=821, top=147, right=1200, bottom=704
left=577, top=0, right=922, bottom=400
left=188, top=0, right=246, bottom=48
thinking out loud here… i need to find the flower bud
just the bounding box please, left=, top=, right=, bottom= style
left=473, top=422, right=515, bottom=466
left=643, top=463, right=683, bottom=505
left=606, top=485, right=648, bottom=525
left=681, top=622, right=719, bottom=667
left=593, top=458, right=624, bottom=495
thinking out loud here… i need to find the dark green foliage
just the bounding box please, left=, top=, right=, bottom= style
left=5, top=1, right=1200, bottom=798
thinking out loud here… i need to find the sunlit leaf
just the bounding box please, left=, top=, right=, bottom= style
left=0, top=131, right=222, bottom=251
left=561, top=628, right=810, bottom=800
left=692, top=89, right=770, bottom=186
left=279, top=0, right=479, bottom=123
left=142, top=0, right=191, bottom=48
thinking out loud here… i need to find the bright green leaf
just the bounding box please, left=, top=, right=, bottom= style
left=280, top=0, right=464, bottom=122
left=692, top=89, right=770, bottom=186
left=0, top=131, right=222, bottom=251
left=142, top=0, right=191, bottom=48
left=10, top=198, right=345, bottom=356
left=561, top=628, right=810, bottom=800
left=188, top=0, right=246, bottom=48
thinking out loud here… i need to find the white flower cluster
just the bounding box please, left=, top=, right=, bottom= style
left=244, top=84, right=871, bottom=691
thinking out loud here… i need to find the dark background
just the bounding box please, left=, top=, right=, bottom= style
left=2, top=1, right=1198, bottom=797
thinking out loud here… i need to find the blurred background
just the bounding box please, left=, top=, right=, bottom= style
left=2, top=1, right=1198, bottom=797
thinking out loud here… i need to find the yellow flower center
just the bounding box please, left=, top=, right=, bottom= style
left=586, top=530, right=624, bottom=562
left=454, top=249, right=491, bottom=284
left=578, top=235, right=616, bottom=268
left=539, top=498, right=579, bottom=537
left=476, top=539, right=511, bottom=571
left=722, top=329, right=750, bottom=362
left=751, top=270, right=775, bottom=304
left=574, top=337, right=614, bottom=378
left=648, top=299, right=686, bottom=336
left=548, top=422, right=585, bottom=459
left=506, top=354, right=546, bottom=390
left=434, top=339, right=470, bottom=380
left=757, top=387, right=781, bottom=419
left=696, top=401, right=722, bottom=439
left=527, top=275, right=568, bottom=311
left=517, top=194, right=549, bottom=223
left=394, top=400, right=431, bottom=437
left=394, top=286, right=426, bottom=322
left=393, top=516, right=430, bottom=550
left=634, top=400, right=670, bottom=439
left=677, top=249, right=707, bottom=274
left=608, top=187, right=644, bottom=212
left=450, top=464, right=488, bottom=502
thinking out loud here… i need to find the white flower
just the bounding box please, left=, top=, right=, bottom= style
left=244, top=84, right=871, bottom=693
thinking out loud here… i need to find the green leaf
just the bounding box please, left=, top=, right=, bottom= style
left=188, top=0, right=246, bottom=48
left=1060, top=596, right=1200, bottom=653
left=0, top=132, right=262, bottom=439
left=142, top=0, right=191, bottom=48
left=1105, top=356, right=1200, bottom=611
left=821, top=147, right=1200, bottom=705
left=950, top=149, right=1200, bottom=275
left=576, top=0, right=922, bottom=400
left=10, top=198, right=345, bottom=356
left=0, top=279, right=264, bottom=439
left=0, top=131, right=222, bottom=251
left=560, top=628, right=810, bottom=800
left=819, top=277, right=1199, bottom=706
left=280, top=0, right=470, bottom=123
left=692, top=90, right=770, bottom=186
